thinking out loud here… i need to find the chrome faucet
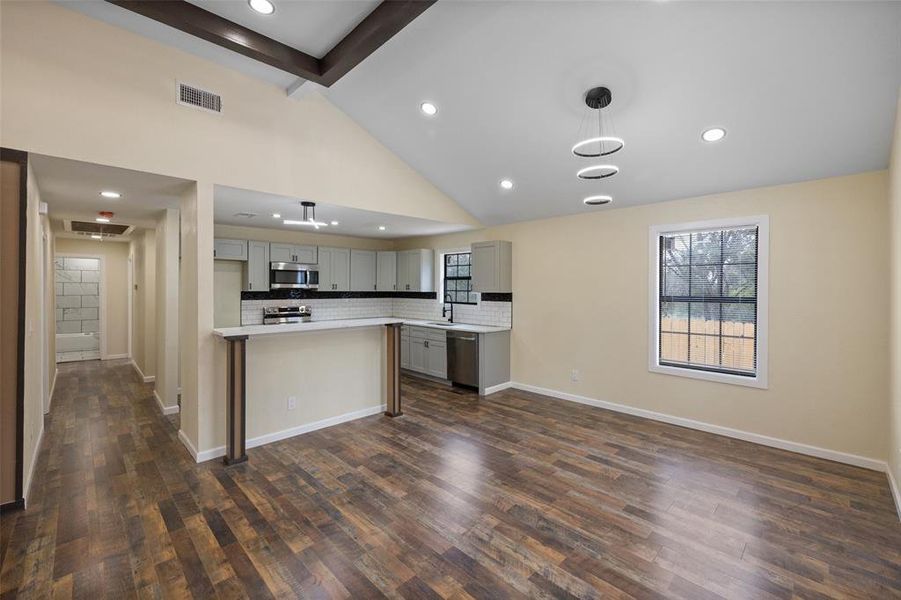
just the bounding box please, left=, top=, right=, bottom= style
left=442, top=293, right=454, bottom=323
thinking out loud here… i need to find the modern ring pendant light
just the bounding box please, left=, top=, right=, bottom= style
left=574, top=86, right=622, bottom=206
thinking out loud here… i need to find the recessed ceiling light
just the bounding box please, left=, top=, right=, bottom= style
left=420, top=102, right=438, bottom=116
left=91, top=234, right=102, bottom=240
left=95, top=217, right=110, bottom=223
left=248, top=0, right=274, bottom=15
left=100, top=191, right=121, bottom=199
left=701, top=127, right=726, bottom=142
left=330, top=221, right=339, bottom=226
left=499, top=179, right=514, bottom=190
left=378, top=225, right=387, bottom=231
left=272, top=213, right=281, bottom=219
left=583, top=195, right=613, bottom=206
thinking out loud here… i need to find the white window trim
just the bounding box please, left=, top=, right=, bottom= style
left=647, top=215, right=769, bottom=389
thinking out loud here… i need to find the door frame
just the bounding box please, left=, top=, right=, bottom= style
left=54, top=252, right=107, bottom=360
left=1, top=147, right=27, bottom=511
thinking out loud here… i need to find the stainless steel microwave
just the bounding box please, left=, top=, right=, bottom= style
left=270, top=262, right=319, bottom=290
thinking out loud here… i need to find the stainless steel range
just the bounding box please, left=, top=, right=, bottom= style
left=262, top=305, right=312, bottom=325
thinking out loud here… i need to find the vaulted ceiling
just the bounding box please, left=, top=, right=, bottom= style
left=61, top=1, right=901, bottom=226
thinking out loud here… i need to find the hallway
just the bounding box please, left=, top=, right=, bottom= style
left=1, top=360, right=900, bottom=598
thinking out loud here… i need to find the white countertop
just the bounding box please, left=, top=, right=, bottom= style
left=213, top=317, right=510, bottom=338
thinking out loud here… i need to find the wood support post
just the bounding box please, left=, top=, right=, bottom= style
left=224, top=335, right=248, bottom=465
left=385, top=323, right=403, bottom=417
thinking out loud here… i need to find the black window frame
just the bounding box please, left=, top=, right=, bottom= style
left=657, top=226, right=759, bottom=378
left=443, top=252, right=476, bottom=305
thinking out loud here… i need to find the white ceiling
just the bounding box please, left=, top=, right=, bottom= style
left=215, top=185, right=473, bottom=239
left=187, top=0, right=379, bottom=58
left=326, top=1, right=901, bottom=224
left=60, top=1, right=901, bottom=226
left=30, top=154, right=190, bottom=233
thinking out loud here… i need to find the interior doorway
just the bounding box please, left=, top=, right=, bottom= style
left=54, top=255, right=103, bottom=363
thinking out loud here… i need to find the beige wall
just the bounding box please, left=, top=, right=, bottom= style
left=54, top=238, right=130, bottom=358
left=889, top=91, right=901, bottom=494
left=399, top=171, right=891, bottom=463
left=155, top=209, right=179, bottom=410
left=213, top=261, right=242, bottom=329
left=0, top=1, right=477, bottom=229
left=131, top=229, right=157, bottom=379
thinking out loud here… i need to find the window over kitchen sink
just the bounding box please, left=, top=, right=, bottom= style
left=443, top=252, right=477, bottom=304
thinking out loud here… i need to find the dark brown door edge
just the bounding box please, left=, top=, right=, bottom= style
left=1, top=147, right=27, bottom=510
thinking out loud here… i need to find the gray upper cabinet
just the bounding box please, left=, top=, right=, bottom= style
left=376, top=251, right=397, bottom=291
left=319, top=247, right=350, bottom=291
left=245, top=241, right=269, bottom=291
left=350, top=249, right=377, bottom=291
left=471, top=240, right=512, bottom=293
left=269, top=243, right=318, bottom=264
left=213, top=238, right=247, bottom=261
left=397, top=249, right=434, bottom=292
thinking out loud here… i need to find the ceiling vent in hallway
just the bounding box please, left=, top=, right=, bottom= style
left=67, top=220, right=133, bottom=237
left=177, top=82, right=222, bottom=114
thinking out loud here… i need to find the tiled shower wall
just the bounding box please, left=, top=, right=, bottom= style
left=240, top=296, right=512, bottom=328
left=55, top=256, right=101, bottom=362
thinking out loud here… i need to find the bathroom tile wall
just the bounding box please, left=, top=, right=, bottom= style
left=55, top=256, right=101, bottom=362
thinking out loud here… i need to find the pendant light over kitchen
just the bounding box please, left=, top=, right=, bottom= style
left=573, top=86, right=621, bottom=206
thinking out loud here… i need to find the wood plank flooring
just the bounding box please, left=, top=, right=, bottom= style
left=1, top=358, right=899, bottom=598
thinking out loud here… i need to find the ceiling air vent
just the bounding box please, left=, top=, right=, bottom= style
left=177, top=82, right=222, bottom=114
left=233, top=212, right=258, bottom=219
left=70, top=221, right=132, bottom=236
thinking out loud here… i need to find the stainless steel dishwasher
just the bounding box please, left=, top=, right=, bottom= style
left=447, top=330, right=479, bottom=387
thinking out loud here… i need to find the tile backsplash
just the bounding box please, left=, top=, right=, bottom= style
left=240, top=295, right=512, bottom=328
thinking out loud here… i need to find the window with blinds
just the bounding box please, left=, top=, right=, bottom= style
left=658, top=225, right=759, bottom=377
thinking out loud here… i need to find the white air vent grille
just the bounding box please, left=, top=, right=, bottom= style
left=233, top=212, right=258, bottom=219
left=177, top=82, right=222, bottom=114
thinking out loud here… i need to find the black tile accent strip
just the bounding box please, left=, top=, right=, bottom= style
left=241, top=290, right=437, bottom=301
left=480, top=292, right=512, bottom=302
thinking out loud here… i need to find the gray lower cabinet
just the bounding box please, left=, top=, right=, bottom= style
left=403, top=327, right=447, bottom=379
left=245, top=241, right=269, bottom=291
left=350, top=249, right=377, bottom=291
left=213, top=238, right=247, bottom=261
left=270, top=243, right=318, bottom=264
left=319, top=247, right=350, bottom=291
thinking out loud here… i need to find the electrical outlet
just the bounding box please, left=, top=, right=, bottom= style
left=287, top=396, right=297, bottom=410
left=570, top=369, right=580, bottom=382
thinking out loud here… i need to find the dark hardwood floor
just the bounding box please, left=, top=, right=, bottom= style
left=1, top=359, right=899, bottom=598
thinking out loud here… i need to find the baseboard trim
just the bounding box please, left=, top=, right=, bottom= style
left=178, top=429, right=199, bottom=461
left=153, top=390, right=180, bottom=415
left=483, top=381, right=513, bottom=395
left=23, top=423, right=44, bottom=507
left=887, top=467, right=901, bottom=522
left=103, top=353, right=130, bottom=360
left=509, top=382, right=887, bottom=472
left=0, top=499, right=25, bottom=513
left=192, top=403, right=387, bottom=463
left=130, top=360, right=155, bottom=383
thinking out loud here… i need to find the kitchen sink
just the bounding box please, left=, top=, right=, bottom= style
left=426, top=322, right=459, bottom=327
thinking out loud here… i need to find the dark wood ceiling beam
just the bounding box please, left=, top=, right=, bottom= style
left=106, top=1, right=323, bottom=82
left=319, top=0, right=436, bottom=86
left=105, top=0, right=437, bottom=88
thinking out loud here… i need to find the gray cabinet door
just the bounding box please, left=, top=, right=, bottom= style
left=395, top=251, right=410, bottom=291
left=318, top=247, right=333, bottom=290
left=269, top=243, right=293, bottom=263
left=376, top=251, right=396, bottom=291
left=350, top=249, right=377, bottom=291
left=426, top=341, right=447, bottom=379
left=246, top=241, right=269, bottom=291
left=400, top=333, right=410, bottom=369
left=410, top=338, right=427, bottom=373
left=330, top=248, right=350, bottom=291
left=294, top=245, right=318, bottom=264
left=471, top=242, right=496, bottom=292
left=214, top=238, right=247, bottom=261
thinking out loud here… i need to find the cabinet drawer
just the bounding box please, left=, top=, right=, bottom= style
left=426, top=329, right=447, bottom=342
